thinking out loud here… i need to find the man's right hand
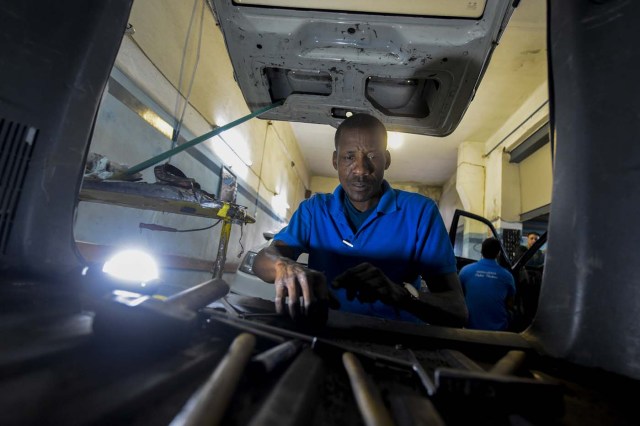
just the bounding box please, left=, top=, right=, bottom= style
left=274, top=258, right=317, bottom=317
left=253, top=242, right=339, bottom=320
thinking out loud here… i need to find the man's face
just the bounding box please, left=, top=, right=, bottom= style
left=332, top=127, right=390, bottom=210
left=527, top=233, right=539, bottom=248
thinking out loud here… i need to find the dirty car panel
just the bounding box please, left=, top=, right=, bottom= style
left=210, top=0, right=515, bottom=135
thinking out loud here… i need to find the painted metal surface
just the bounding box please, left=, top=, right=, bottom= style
left=210, top=0, right=515, bottom=135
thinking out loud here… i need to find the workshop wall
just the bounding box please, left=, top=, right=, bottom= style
left=310, top=176, right=443, bottom=203
left=439, top=174, right=463, bottom=229
left=74, top=0, right=310, bottom=288
left=481, top=82, right=550, bottom=229
left=519, top=142, right=553, bottom=214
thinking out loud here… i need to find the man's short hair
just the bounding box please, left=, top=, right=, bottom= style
left=334, top=113, right=387, bottom=149
left=481, top=237, right=502, bottom=260
left=527, top=232, right=540, bottom=238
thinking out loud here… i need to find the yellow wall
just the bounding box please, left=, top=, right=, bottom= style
left=519, top=143, right=553, bottom=213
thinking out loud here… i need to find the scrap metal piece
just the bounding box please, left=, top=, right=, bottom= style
left=388, top=394, right=446, bottom=426
left=93, top=278, right=230, bottom=346
left=248, top=348, right=323, bottom=426
left=434, top=367, right=564, bottom=419
left=343, top=352, right=396, bottom=426
left=250, top=340, right=304, bottom=375
left=489, top=350, right=526, bottom=376
left=406, top=349, right=436, bottom=396
left=169, top=333, right=256, bottom=426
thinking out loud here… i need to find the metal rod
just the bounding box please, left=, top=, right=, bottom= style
left=489, top=350, right=526, bottom=376
left=343, top=352, right=395, bottom=426
left=212, top=220, right=233, bottom=279
left=164, top=278, right=229, bottom=312
left=406, top=349, right=436, bottom=396
left=169, top=333, right=256, bottom=426
left=124, top=101, right=283, bottom=176
left=248, top=349, right=323, bottom=426
left=250, top=340, right=303, bottom=374
left=207, top=314, right=286, bottom=343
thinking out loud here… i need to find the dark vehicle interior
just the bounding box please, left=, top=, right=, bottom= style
left=1, top=1, right=639, bottom=425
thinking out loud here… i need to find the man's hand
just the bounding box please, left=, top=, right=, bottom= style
left=332, top=262, right=409, bottom=306
left=254, top=241, right=339, bottom=322
left=274, top=258, right=316, bottom=317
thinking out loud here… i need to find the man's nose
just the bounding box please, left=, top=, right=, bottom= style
left=352, top=155, right=373, bottom=175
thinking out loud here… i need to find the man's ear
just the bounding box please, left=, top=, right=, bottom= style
left=385, top=150, right=391, bottom=170
left=332, top=151, right=338, bottom=170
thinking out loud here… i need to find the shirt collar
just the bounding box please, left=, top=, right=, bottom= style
left=331, top=180, right=398, bottom=215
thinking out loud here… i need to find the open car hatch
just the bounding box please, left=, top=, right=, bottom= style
left=210, top=0, right=516, bottom=135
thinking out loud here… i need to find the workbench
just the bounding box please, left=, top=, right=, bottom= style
left=0, top=287, right=637, bottom=426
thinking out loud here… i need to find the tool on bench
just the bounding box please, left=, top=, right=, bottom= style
left=92, top=278, right=230, bottom=345
left=343, top=352, right=395, bottom=426
left=248, top=348, right=323, bottom=426
left=170, top=333, right=256, bottom=426
left=250, top=340, right=304, bottom=375
left=433, top=349, right=564, bottom=419
left=204, top=310, right=437, bottom=396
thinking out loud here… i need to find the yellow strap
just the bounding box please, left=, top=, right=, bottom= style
left=217, top=203, right=231, bottom=218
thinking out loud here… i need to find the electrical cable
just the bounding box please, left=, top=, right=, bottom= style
left=139, top=219, right=222, bottom=233
left=169, top=0, right=206, bottom=158
left=237, top=224, right=245, bottom=258
left=172, top=0, right=198, bottom=135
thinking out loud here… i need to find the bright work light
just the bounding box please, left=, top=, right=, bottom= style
left=102, top=249, right=159, bottom=284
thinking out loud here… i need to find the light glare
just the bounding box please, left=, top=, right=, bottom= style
left=387, top=132, right=404, bottom=150
left=102, top=249, right=159, bottom=283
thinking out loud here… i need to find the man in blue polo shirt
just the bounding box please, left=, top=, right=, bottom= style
left=253, top=114, right=467, bottom=327
left=459, top=238, right=515, bottom=331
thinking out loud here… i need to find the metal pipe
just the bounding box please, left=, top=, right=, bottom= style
left=169, top=333, right=256, bottom=426
left=250, top=340, right=303, bottom=374
left=124, top=101, right=283, bottom=176
left=248, top=349, right=323, bottom=426
left=212, top=220, right=232, bottom=279
left=489, top=350, right=526, bottom=376
left=165, top=278, right=229, bottom=312
left=343, top=352, right=395, bottom=426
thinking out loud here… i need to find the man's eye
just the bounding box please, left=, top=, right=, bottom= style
left=344, top=155, right=354, bottom=161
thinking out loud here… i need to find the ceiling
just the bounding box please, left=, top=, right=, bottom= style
left=292, top=0, right=547, bottom=185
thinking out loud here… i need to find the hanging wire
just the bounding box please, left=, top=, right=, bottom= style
left=169, top=0, right=206, bottom=158
left=237, top=223, right=245, bottom=258
left=139, top=219, right=222, bottom=233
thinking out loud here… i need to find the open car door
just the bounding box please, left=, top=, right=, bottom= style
left=448, top=209, right=547, bottom=331
left=448, top=209, right=512, bottom=272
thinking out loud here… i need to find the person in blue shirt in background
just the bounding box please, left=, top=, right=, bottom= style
left=459, top=237, right=515, bottom=331
left=253, top=113, right=468, bottom=327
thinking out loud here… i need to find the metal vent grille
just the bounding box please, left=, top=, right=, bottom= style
left=0, top=119, right=38, bottom=254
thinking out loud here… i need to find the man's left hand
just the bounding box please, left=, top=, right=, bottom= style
left=332, top=263, right=409, bottom=306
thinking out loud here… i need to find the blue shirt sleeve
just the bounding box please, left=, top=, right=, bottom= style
left=415, top=200, right=458, bottom=281
left=272, top=197, right=311, bottom=260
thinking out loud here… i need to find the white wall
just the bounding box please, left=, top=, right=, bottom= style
left=439, top=174, right=463, bottom=229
